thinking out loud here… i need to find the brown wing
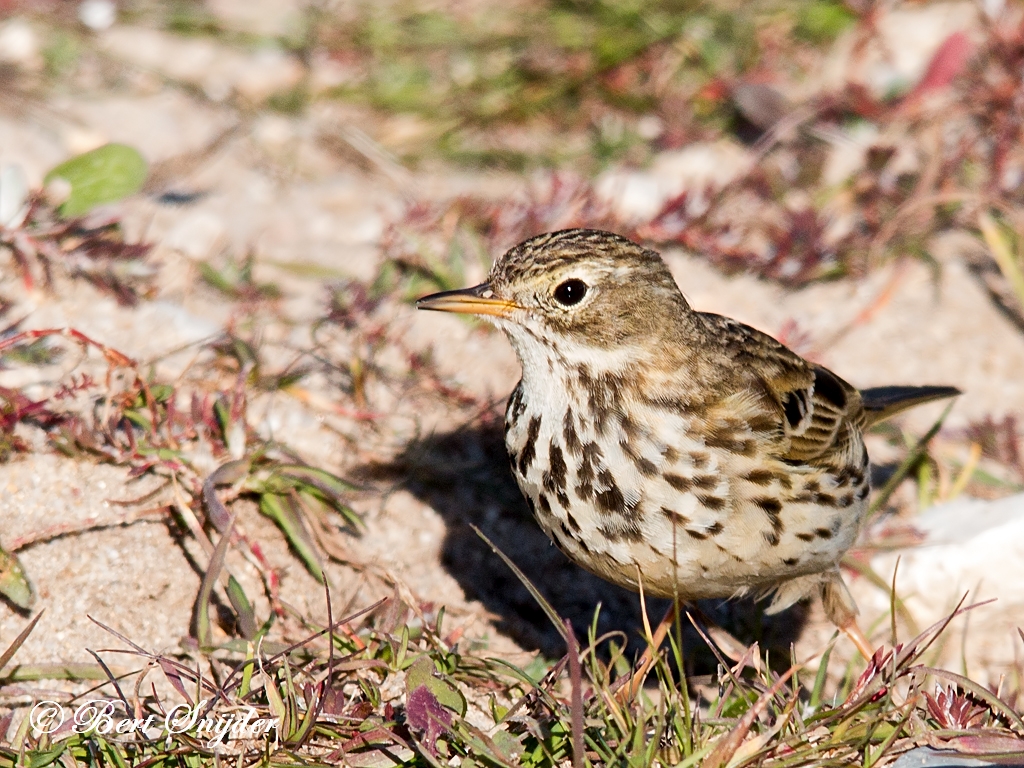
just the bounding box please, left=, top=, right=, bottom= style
left=697, top=312, right=865, bottom=465
left=783, top=365, right=865, bottom=464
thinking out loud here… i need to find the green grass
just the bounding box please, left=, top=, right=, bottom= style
left=2, top=554, right=1022, bottom=767
left=310, top=0, right=852, bottom=170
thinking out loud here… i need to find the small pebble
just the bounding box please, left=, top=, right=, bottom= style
left=0, top=19, right=38, bottom=68
left=79, top=0, right=117, bottom=31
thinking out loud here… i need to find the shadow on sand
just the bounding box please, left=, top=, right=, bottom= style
left=361, top=414, right=809, bottom=668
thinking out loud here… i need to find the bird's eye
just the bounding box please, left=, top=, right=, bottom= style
left=553, top=279, right=588, bottom=307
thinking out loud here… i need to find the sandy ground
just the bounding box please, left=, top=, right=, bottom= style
left=2, top=0, right=1024, bottom=704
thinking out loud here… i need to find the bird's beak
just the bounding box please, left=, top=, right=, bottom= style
left=416, top=283, right=517, bottom=319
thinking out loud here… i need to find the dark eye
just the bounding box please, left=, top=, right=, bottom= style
left=553, top=279, right=588, bottom=306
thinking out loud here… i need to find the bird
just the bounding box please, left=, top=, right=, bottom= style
left=417, top=228, right=959, bottom=677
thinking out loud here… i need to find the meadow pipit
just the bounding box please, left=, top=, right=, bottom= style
left=418, top=229, right=958, bottom=663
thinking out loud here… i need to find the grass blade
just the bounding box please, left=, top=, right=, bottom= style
left=259, top=493, right=325, bottom=583
left=0, top=611, right=43, bottom=674
left=979, top=211, right=1024, bottom=313
left=192, top=515, right=235, bottom=648
left=470, top=524, right=568, bottom=643
left=869, top=401, right=955, bottom=515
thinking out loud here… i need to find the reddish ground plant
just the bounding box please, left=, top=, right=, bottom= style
left=0, top=193, right=153, bottom=305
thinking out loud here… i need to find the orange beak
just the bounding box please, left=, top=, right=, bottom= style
left=416, top=283, right=517, bottom=319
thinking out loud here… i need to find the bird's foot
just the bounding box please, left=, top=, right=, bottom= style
left=614, top=603, right=678, bottom=704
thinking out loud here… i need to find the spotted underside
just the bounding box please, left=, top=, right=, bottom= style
left=502, top=309, right=871, bottom=613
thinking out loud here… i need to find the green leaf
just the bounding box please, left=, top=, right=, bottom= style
left=198, top=261, right=239, bottom=294
left=27, top=745, right=67, bottom=768
left=258, top=493, right=325, bottom=583
left=264, top=671, right=287, bottom=721
left=122, top=410, right=152, bottom=431
left=193, top=517, right=234, bottom=649
left=226, top=575, right=257, bottom=639
left=148, top=383, right=175, bottom=403
left=406, top=655, right=467, bottom=716
left=0, top=545, right=35, bottom=610
left=44, top=144, right=148, bottom=217
left=795, top=0, right=856, bottom=43
left=99, top=737, right=129, bottom=768
left=489, top=729, right=524, bottom=760
left=213, top=397, right=231, bottom=442
left=277, top=465, right=363, bottom=530
left=278, top=464, right=358, bottom=496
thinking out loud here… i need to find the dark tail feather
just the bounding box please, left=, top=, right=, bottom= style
left=860, top=385, right=961, bottom=427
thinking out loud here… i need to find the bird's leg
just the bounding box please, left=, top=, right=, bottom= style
left=822, top=570, right=876, bottom=660
left=842, top=620, right=876, bottom=660
left=615, top=602, right=678, bottom=703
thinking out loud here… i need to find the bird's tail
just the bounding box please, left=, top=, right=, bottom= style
left=860, top=385, right=961, bottom=427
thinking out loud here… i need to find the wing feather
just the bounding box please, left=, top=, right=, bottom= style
left=697, top=312, right=865, bottom=465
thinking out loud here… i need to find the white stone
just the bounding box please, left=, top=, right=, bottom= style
left=894, top=746, right=1000, bottom=768
left=0, top=163, right=29, bottom=227
left=982, top=0, right=1005, bottom=18
left=651, top=141, right=754, bottom=188
left=816, top=2, right=981, bottom=98
left=308, top=50, right=359, bottom=94
left=636, top=115, right=664, bottom=141
left=136, top=301, right=220, bottom=348
left=98, top=27, right=301, bottom=104
left=204, top=0, right=304, bottom=37
left=857, top=493, right=1024, bottom=682
left=100, top=27, right=213, bottom=82
left=62, top=127, right=107, bottom=155
left=0, top=116, right=66, bottom=185
left=232, top=47, right=303, bottom=103
left=819, top=122, right=879, bottom=187
left=78, top=0, right=117, bottom=31
left=252, top=113, right=296, bottom=149
left=163, top=210, right=227, bottom=259
left=596, top=172, right=667, bottom=221
left=871, top=3, right=979, bottom=93
left=0, top=18, right=41, bottom=69
left=597, top=141, right=753, bottom=222
left=62, top=92, right=234, bottom=163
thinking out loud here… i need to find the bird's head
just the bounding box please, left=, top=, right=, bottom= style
left=417, top=230, right=690, bottom=368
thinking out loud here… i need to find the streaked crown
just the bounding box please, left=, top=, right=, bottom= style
left=418, top=229, right=691, bottom=350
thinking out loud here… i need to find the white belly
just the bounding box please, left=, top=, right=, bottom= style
left=504, top=383, right=868, bottom=602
